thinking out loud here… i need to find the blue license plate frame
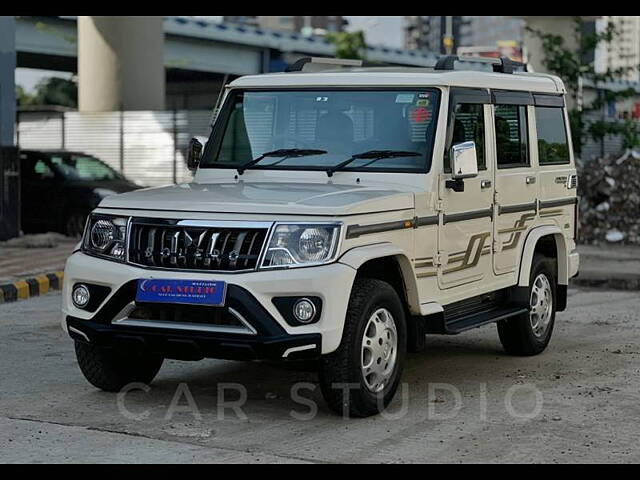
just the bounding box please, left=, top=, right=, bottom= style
left=135, top=279, right=226, bottom=307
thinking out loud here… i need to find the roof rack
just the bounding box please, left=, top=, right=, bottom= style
left=285, top=57, right=363, bottom=73
left=434, top=55, right=525, bottom=74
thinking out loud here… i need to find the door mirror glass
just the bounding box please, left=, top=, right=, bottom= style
left=187, top=137, right=204, bottom=171
left=450, top=141, right=479, bottom=179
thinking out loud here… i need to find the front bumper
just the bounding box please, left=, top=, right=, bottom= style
left=62, top=252, right=357, bottom=357
left=67, top=315, right=322, bottom=361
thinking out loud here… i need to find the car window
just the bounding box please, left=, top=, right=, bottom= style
left=494, top=104, right=529, bottom=168
left=446, top=103, right=486, bottom=172
left=32, top=159, right=54, bottom=179
left=50, top=155, right=120, bottom=181
left=535, top=107, right=570, bottom=165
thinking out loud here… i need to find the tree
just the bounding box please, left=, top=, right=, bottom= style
left=326, top=30, right=366, bottom=61
left=16, top=77, right=78, bottom=108
left=527, top=17, right=640, bottom=156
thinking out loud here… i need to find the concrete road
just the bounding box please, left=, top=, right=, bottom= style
left=1, top=288, right=639, bottom=463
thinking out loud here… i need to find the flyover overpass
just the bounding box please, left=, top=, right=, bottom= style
left=15, top=16, right=439, bottom=109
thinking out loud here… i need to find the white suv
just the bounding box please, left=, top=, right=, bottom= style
left=62, top=57, right=579, bottom=417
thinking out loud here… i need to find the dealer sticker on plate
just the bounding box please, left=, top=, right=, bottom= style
left=135, top=279, right=226, bottom=306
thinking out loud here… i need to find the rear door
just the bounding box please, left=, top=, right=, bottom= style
left=491, top=91, right=538, bottom=276
left=438, top=89, right=494, bottom=290
left=533, top=97, right=578, bottom=233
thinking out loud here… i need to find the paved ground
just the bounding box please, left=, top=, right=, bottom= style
left=574, top=244, right=640, bottom=290
left=1, top=288, right=639, bottom=463
left=0, top=236, right=77, bottom=284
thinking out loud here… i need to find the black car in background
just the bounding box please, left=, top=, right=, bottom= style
left=20, top=150, right=140, bottom=237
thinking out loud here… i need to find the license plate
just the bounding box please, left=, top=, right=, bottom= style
left=135, top=279, right=226, bottom=306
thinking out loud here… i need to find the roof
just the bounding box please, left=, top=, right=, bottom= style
left=229, top=69, right=565, bottom=94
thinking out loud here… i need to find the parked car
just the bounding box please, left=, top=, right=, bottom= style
left=62, top=57, right=579, bottom=417
left=20, top=150, right=140, bottom=237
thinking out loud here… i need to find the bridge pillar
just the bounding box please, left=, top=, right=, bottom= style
left=0, top=16, right=20, bottom=240
left=0, top=16, right=16, bottom=146
left=78, top=16, right=165, bottom=111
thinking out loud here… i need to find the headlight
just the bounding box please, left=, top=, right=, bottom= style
left=83, top=214, right=128, bottom=262
left=261, top=223, right=341, bottom=269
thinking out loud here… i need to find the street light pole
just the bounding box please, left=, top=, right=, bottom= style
left=443, top=15, right=454, bottom=55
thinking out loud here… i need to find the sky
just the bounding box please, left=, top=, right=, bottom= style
left=15, top=16, right=405, bottom=93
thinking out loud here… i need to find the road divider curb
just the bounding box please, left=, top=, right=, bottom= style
left=0, top=271, right=64, bottom=303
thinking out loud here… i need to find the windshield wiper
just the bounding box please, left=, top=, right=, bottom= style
left=237, top=149, right=327, bottom=175
left=326, top=150, right=422, bottom=177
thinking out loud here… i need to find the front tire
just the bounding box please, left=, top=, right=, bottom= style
left=319, top=278, right=406, bottom=417
left=75, top=341, right=163, bottom=392
left=498, top=254, right=557, bottom=356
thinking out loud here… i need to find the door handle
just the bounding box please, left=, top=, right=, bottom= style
left=526, top=176, right=536, bottom=185
left=481, top=179, right=492, bottom=189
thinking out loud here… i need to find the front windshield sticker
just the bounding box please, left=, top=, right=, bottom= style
left=395, top=93, right=415, bottom=104
left=409, top=107, right=431, bottom=124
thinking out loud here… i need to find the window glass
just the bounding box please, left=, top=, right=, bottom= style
left=50, top=155, right=121, bottom=181
left=203, top=89, right=440, bottom=173
left=494, top=104, right=529, bottom=168
left=447, top=103, right=486, bottom=171
left=535, top=107, right=570, bottom=164
left=33, top=159, right=54, bottom=178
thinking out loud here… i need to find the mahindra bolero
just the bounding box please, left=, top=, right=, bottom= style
left=62, top=57, right=580, bottom=417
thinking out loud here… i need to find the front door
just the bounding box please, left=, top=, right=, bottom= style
left=438, top=102, right=494, bottom=290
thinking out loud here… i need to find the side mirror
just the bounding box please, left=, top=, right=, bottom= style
left=446, top=141, right=479, bottom=192
left=451, top=141, right=478, bottom=179
left=187, top=137, right=204, bottom=171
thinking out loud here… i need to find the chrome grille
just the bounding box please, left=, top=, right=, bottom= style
left=128, top=220, right=270, bottom=271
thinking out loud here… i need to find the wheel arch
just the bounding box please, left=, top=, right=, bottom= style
left=517, top=225, right=569, bottom=288
left=338, top=243, right=420, bottom=315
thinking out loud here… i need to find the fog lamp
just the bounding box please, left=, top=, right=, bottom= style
left=72, top=284, right=90, bottom=308
left=293, top=298, right=316, bottom=323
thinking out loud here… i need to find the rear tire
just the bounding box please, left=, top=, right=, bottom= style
left=319, top=278, right=406, bottom=417
left=75, top=341, right=163, bottom=392
left=498, top=254, right=557, bottom=356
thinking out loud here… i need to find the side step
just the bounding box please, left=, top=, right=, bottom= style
left=444, top=305, right=528, bottom=334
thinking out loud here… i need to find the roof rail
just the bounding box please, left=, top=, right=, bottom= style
left=434, top=55, right=525, bottom=74
left=285, top=57, right=363, bottom=72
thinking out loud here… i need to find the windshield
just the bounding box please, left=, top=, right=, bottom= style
left=50, top=155, right=122, bottom=181
left=201, top=89, right=440, bottom=173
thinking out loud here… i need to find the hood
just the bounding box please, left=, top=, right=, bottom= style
left=99, top=181, right=415, bottom=216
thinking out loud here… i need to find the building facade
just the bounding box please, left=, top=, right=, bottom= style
left=405, top=16, right=525, bottom=58
left=404, top=16, right=464, bottom=54
left=459, top=16, right=524, bottom=48
left=224, top=16, right=347, bottom=35
left=595, top=16, right=640, bottom=82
